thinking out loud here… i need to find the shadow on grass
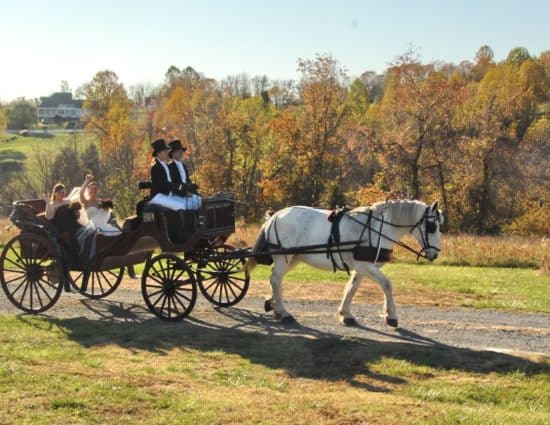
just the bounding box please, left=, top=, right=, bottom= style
left=20, top=299, right=549, bottom=391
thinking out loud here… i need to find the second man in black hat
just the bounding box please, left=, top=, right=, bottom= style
left=168, top=140, right=201, bottom=210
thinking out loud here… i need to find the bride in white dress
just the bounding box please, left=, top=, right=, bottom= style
left=79, top=175, right=121, bottom=236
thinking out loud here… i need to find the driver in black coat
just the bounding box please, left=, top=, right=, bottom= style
left=168, top=139, right=201, bottom=210
left=149, top=138, right=197, bottom=211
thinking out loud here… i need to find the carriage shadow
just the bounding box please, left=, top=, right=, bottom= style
left=31, top=299, right=548, bottom=391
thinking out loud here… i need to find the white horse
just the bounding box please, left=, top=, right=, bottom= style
left=246, top=200, right=443, bottom=327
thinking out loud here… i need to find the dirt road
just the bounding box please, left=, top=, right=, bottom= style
left=1, top=280, right=548, bottom=356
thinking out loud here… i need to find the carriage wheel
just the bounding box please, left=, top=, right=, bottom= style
left=0, top=233, right=64, bottom=313
left=141, top=254, right=197, bottom=321
left=197, top=244, right=250, bottom=307
left=70, top=267, right=124, bottom=299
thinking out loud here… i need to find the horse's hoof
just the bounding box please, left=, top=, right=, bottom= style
left=386, top=317, right=398, bottom=327
left=281, top=315, right=296, bottom=325
left=264, top=299, right=273, bottom=312
left=343, top=317, right=357, bottom=327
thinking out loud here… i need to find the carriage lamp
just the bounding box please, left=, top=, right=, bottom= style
left=142, top=211, right=156, bottom=223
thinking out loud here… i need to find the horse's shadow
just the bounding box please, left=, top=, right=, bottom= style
left=23, top=299, right=548, bottom=392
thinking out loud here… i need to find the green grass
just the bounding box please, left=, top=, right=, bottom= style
left=0, top=133, right=96, bottom=155
left=247, top=262, right=550, bottom=313
left=0, top=133, right=98, bottom=185
left=0, top=314, right=548, bottom=424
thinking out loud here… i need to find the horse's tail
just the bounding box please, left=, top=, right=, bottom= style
left=245, top=218, right=275, bottom=272
left=244, top=256, right=258, bottom=272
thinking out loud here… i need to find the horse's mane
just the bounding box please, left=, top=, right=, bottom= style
left=351, top=199, right=426, bottom=224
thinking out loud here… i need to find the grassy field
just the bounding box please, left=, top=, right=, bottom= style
left=0, top=314, right=548, bottom=424
left=0, top=133, right=96, bottom=156
left=245, top=263, right=550, bottom=314
left=0, top=133, right=98, bottom=191
left=1, top=210, right=549, bottom=423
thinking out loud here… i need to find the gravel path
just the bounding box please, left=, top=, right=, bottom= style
left=1, top=280, right=549, bottom=356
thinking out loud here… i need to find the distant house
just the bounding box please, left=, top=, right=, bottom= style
left=37, top=92, right=84, bottom=124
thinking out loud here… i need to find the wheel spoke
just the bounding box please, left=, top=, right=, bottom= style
left=227, top=275, right=247, bottom=283
left=2, top=274, right=27, bottom=285
left=173, top=291, right=191, bottom=309
left=146, top=287, right=165, bottom=298
left=222, top=281, right=231, bottom=303
left=99, top=271, right=116, bottom=289
left=39, top=277, right=60, bottom=291
left=19, top=279, right=31, bottom=305
left=34, top=279, right=54, bottom=304
left=224, top=280, right=239, bottom=299
left=8, top=244, right=26, bottom=266
left=152, top=292, right=167, bottom=308
left=202, top=278, right=220, bottom=292
left=2, top=268, right=26, bottom=275
left=173, top=289, right=192, bottom=304
left=145, top=282, right=164, bottom=291
left=95, top=273, right=106, bottom=294
left=158, top=292, right=168, bottom=316
left=9, top=277, right=28, bottom=297
left=32, top=281, right=45, bottom=309
left=150, top=264, right=167, bottom=282
left=72, top=272, right=84, bottom=285
left=146, top=271, right=165, bottom=286
left=106, top=270, right=120, bottom=279
left=4, top=256, right=27, bottom=271
left=226, top=277, right=245, bottom=291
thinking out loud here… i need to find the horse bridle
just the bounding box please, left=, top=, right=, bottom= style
left=408, top=207, right=442, bottom=260
left=348, top=206, right=442, bottom=261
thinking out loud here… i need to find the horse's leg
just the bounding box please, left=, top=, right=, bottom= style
left=337, top=270, right=363, bottom=326
left=361, top=264, right=398, bottom=327
left=267, top=256, right=296, bottom=323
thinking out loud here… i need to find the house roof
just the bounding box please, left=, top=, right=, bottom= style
left=39, top=92, right=83, bottom=108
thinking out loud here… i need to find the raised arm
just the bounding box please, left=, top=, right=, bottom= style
left=80, top=174, right=93, bottom=207
left=44, top=198, right=56, bottom=220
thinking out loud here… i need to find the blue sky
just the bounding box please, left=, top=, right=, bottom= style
left=0, top=0, right=548, bottom=101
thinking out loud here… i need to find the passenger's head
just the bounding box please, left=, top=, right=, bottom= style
left=87, top=181, right=99, bottom=198
left=51, top=183, right=65, bottom=202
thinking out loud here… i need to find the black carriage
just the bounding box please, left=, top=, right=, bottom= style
left=0, top=188, right=250, bottom=321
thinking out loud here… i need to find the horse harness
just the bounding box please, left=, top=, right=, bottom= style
left=326, top=205, right=442, bottom=273
left=258, top=205, right=441, bottom=273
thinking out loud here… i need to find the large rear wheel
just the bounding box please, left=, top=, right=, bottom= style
left=197, top=244, right=250, bottom=307
left=0, top=233, right=64, bottom=313
left=141, top=254, right=197, bottom=321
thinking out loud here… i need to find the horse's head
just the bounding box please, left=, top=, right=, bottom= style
left=409, top=201, right=444, bottom=261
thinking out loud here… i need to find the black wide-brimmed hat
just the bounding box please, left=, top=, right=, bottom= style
left=151, top=138, right=169, bottom=157
left=168, top=139, right=187, bottom=157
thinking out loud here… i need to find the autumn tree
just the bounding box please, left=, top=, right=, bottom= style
left=456, top=62, right=541, bottom=232
left=506, top=47, right=531, bottom=68
left=81, top=70, right=142, bottom=216
left=261, top=54, right=350, bottom=207
left=81, top=70, right=133, bottom=154
left=375, top=51, right=462, bottom=212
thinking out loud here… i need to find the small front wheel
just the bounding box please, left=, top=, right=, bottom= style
left=197, top=244, right=250, bottom=307
left=141, top=254, right=197, bottom=321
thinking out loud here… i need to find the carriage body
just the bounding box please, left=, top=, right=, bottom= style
left=0, top=191, right=249, bottom=320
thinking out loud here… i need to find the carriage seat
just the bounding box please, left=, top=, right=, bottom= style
left=15, top=199, right=47, bottom=215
